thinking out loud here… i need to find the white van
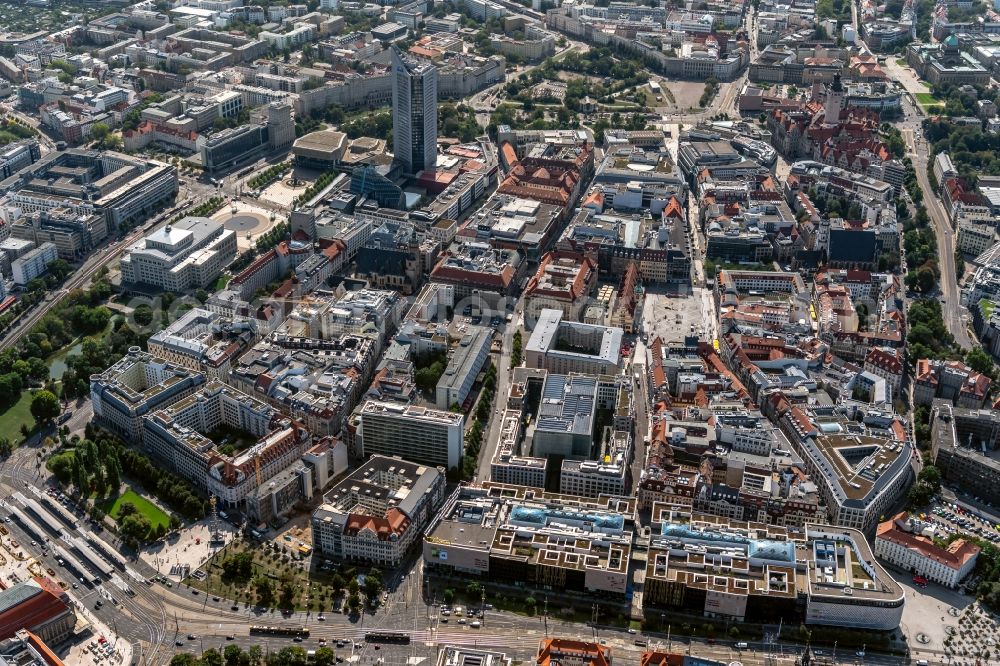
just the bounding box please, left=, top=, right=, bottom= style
left=736, top=642, right=749, bottom=650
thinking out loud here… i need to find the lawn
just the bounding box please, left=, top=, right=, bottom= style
left=99, top=489, right=170, bottom=531
left=213, top=274, right=231, bottom=291
left=0, top=391, right=36, bottom=444
left=982, top=299, right=996, bottom=320
left=915, top=92, right=940, bottom=105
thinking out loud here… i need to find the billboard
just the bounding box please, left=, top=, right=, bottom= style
left=704, top=588, right=748, bottom=619
left=423, top=541, right=489, bottom=572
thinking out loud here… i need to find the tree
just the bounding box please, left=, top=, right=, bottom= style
left=443, top=588, right=455, bottom=604
left=908, top=480, right=936, bottom=508
left=0, top=372, right=22, bottom=405
left=917, top=267, right=936, bottom=293
left=918, top=464, right=942, bottom=489
left=46, top=259, right=72, bottom=281
left=222, top=552, right=255, bottom=584
left=313, top=647, right=335, bottom=666
left=120, top=512, right=151, bottom=543
left=966, top=347, right=995, bottom=376
left=118, top=501, right=138, bottom=518
left=133, top=304, right=154, bottom=327
left=91, top=123, right=110, bottom=143
left=202, top=649, right=224, bottom=666
left=71, top=455, right=87, bottom=495
left=92, top=463, right=106, bottom=494
left=30, top=390, right=60, bottom=424
left=253, top=576, right=273, bottom=606
left=105, top=457, right=121, bottom=494
left=280, top=581, right=296, bottom=609
left=224, top=644, right=246, bottom=666
left=363, top=568, right=383, bottom=600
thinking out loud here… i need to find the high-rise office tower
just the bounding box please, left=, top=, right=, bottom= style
left=392, top=47, right=438, bottom=174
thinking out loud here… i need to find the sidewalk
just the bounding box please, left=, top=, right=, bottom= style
left=139, top=517, right=239, bottom=581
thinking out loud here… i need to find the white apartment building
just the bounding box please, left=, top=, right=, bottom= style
left=490, top=409, right=547, bottom=488
left=142, top=381, right=311, bottom=508
left=525, top=309, right=622, bottom=376
left=120, top=216, right=237, bottom=292
left=359, top=400, right=464, bottom=470
left=91, top=348, right=207, bottom=444
left=716, top=423, right=775, bottom=456
left=787, top=421, right=913, bottom=533
left=957, top=218, right=997, bottom=257
left=11, top=242, right=57, bottom=285
left=261, top=22, right=316, bottom=50
left=559, top=452, right=629, bottom=497
left=874, top=512, right=979, bottom=589
left=435, top=327, right=492, bottom=410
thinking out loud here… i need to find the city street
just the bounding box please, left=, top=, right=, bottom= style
left=0, top=434, right=929, bottom=666
left=896, top=93, right=975, bottom=349
left=474, top=296, right=523, bottom=483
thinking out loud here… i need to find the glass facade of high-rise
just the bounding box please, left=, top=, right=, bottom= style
left=392, top=47, right=438, bottom=174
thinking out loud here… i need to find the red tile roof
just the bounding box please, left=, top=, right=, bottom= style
left=524, top=250, right=596, bottom=303
left=344, top=507, right=410, bottom=540
left=0, top=577, right=70, bottom=643
left=865, top=348, right=903, bottom=376
left=537, top=639, right=611, bottom=666
left=877, top=512, right=980, bottom=571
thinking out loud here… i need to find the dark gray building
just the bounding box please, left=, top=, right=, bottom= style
left=392, top=47, right=437, bottom=174
left=931, top=399, right=1000, bottom=504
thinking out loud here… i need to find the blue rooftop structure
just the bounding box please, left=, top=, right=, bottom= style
left=510, top=505, right=625, bottom=533
left=659, top=522, right=796, bottom=563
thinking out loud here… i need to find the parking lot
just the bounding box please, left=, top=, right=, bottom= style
left=925, top=501, right=1000, bottom=547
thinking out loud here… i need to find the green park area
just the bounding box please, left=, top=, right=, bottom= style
left=0, top=391, right=35, bottom=444
left=915, top=92, right=944, bottom=109
left=99, top=489, right=170, bottom=533
left=185, top=539, right=384, bottom=613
